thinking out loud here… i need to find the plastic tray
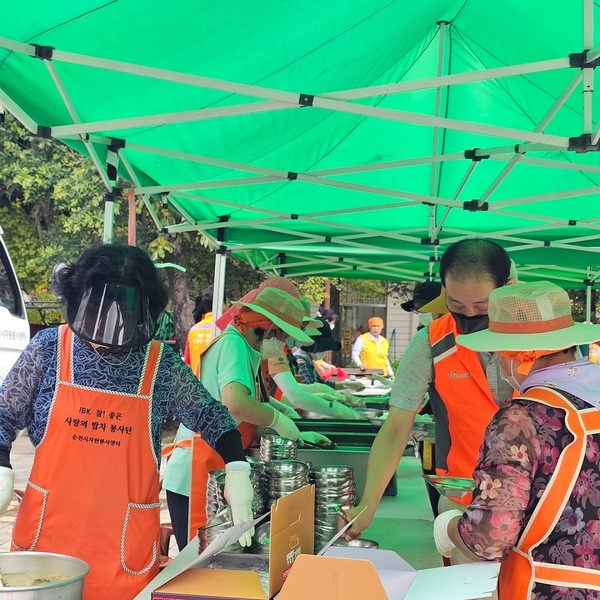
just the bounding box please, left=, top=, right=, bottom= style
left=423, top=475, right=475, bottom=498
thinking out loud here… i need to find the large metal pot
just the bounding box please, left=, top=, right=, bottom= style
left=0, top=552, right=89, bottom=599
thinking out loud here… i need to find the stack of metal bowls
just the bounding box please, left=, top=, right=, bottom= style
left=260, top=434, right=298, bottom=460
left=310, top=465, right=356, bottom=552
left=263, top=460, right=310, bottom=506
left=252, top=521, right=271, bottom=555
left=197, top=508, right=241, bottom=553
left=206, top=465, right=265, bottom=521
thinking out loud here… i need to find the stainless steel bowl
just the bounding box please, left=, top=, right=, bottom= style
left=354, top=408, right=384, bottom=420
left=0, top=552, right=89, bottom=599
left=333, top=538, right=379, bottom=549
left=264, top=460, right=309, bottom=478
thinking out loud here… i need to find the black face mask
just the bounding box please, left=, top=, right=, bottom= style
left=449, top=311, right=489, bottom=334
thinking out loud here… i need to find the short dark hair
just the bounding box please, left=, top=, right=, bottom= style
left=193, top=288, right=213, bottom=322
left=440, top=239, right=511, bottom=288
left=59, top=243, right=168, bottom=320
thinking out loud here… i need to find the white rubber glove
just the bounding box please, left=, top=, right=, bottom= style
left=330, top=402, right=361, bottom=420
left=0, top=466, right=15, bottom=513
left=268, top=408, right=301, bottom=441
left=269, top=397, right=300, bottom=420
left=299, top=431, right=335, bottom=447
left=224, top=461, right=254, bottom=547
left=339, top=390, right=366, bottom=409
left=337, top=380, right=366, bottom=392
left=314, top=391, right=342, bottom=404
left=303, top=382, right=339, bottom=396
left=260, top=338, right=286, bottom=360
left=433, top=509, right=462, bottom=558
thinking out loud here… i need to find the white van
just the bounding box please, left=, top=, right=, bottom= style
left=0, top=228, right=29, bottom=382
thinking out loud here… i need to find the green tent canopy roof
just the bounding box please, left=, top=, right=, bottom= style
left=3, top=1, right=600, bottom=287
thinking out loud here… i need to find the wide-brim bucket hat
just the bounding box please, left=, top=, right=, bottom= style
left=457, top=281, right=600, bottom=352
left=233, top=287, right=313, bottom=344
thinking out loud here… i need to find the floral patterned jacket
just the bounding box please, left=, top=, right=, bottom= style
left=458, top=384, right=600, bottom=600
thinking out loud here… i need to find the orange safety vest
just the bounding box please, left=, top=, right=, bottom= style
left=498, top=387, right=600, bottom=599
left=183, top=331, right=261, bottom=541
left=12, top=325, right=162, bottom=600
left=428, top=313, right=499, bottom=505
left=185, top=312, right=213, bottom=377
left=358, top=333, right=390, bottom=371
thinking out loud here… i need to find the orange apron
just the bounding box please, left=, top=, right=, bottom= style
left=178, top=331, right=262, bottom=540
left=12, top=325, right=162, bottom=600
left=498, top=387, right=600, bottom=598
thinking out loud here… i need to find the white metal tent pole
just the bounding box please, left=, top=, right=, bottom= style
left=103, top=196, right=115, bottom=243
left=211, top=248, right=227, bottom=336
left=583, top=0, right=594, bottom=133
left=586, top=267, right=593, bottom=324
left=430, top=21, right=448, bottom=199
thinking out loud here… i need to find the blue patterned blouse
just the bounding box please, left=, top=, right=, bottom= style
left=0, top=326, right=237, bottom=462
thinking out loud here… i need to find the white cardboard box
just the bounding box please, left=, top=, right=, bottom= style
left=276, top=546, right=499, bottom=600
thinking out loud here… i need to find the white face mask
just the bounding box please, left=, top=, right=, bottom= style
left=260, top=337, right=285, bottom=359
left=500, top=357, right=521, bottom=391
left=418, top=313, right=433, bottom=327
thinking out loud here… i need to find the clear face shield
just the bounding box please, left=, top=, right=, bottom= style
left=67, top=280, right=156, bottom=349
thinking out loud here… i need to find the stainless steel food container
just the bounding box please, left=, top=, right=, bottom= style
left=0, top=552, right=89, bottom=599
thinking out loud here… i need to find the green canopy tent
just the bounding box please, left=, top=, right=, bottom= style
left=3, top=0, right=600, bottom=318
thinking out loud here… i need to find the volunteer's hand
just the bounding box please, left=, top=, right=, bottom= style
left=343, top=503, right=375, bottom=540
left=359, top=365, right=367, bottom=371
left=314, top=390, right=345, bottom=404
left=260, top=338, right=286, bottom=360
left=299, top=431, right=335, bottom=448
left=224, top=461, right=254, bottom=547
left=339, top=390, right=366, bottom=409
left=330, top=402, right=361, bottom=420
left=372, top=373, right=392, bottom=387
left=433, top=509, right=462, bottom=558
left=304, top=382, right=338, bottom=396
left=268, top=409, right=301, bottom=441
left=337, top=381, right=365, bottom=392
left=0, top=466, right=15, bottom=513
left=270, top=397, right=300, bottom=420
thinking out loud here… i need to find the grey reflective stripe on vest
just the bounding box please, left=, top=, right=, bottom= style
left=428, top=331, right=456, bottom=471
left=431, top=331, right=457, bottom=365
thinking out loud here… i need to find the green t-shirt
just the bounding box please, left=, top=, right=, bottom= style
left=162, top=325, right=262, bottom=496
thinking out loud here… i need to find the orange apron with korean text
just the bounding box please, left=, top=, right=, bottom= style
left=180, top=332, right=260, bottom=541
left=429, top=313, right=499, bottom=505
left=498, top=387, right=600, bottom=599
left=11, top=325, right=162, bottom=600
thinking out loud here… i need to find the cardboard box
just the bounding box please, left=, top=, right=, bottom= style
left=277, top=546, right=500, bottom=600
left=150, top=484, right=315, bottom=600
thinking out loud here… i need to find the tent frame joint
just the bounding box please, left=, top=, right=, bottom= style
left=32, top=44, right=54, bottom=61
left=463, top=200, right=489, bottom=212
left=108, top=137, right=126, bottom=151
left=287, top=171, right=298, bottom=180
left=464, top=148, right=490, bottom=161
left=568, top=133, right=600, bottom=153
left=421, top=237, right=439, bottom=246
left=35, top=125, right=52, bottom=139
left=569, top=50, right=600, bottom=69
left=298, top=94, right=314, bottom=107
left=290, top=214, right=299, bottom=220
